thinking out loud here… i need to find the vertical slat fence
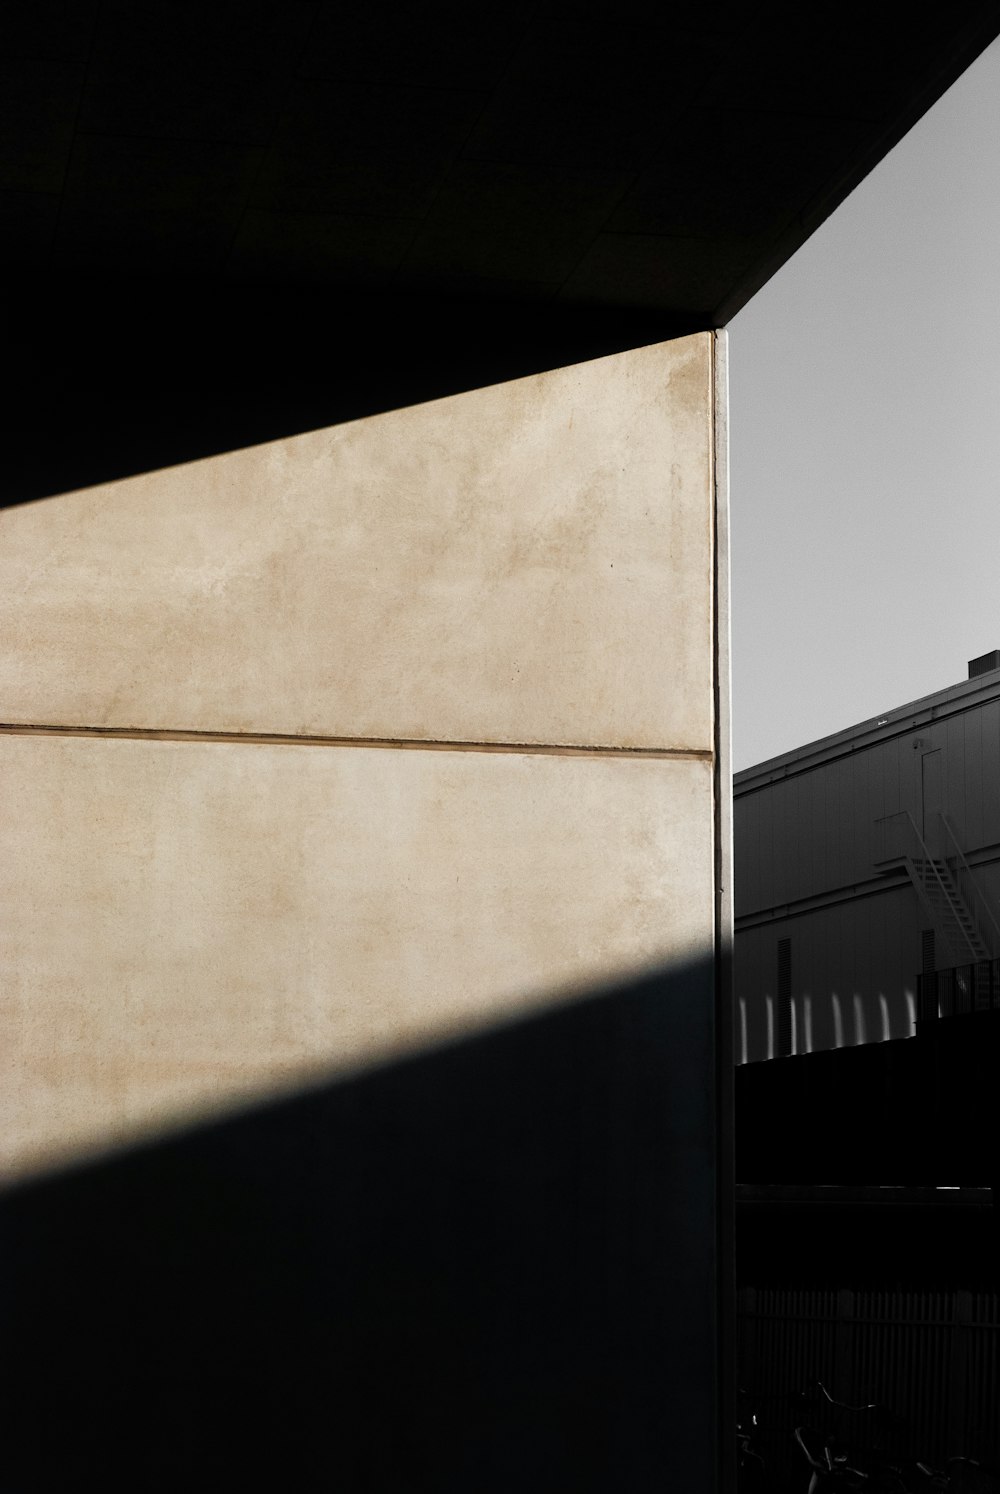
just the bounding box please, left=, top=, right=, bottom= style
left=738, top=1287, right=1000, bottom=1489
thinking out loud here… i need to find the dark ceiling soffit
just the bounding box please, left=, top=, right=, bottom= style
left=711, top=4, right=1000, bottom=326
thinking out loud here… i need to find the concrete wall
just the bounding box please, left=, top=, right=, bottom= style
left=1, top=333, right=725, bottom=1182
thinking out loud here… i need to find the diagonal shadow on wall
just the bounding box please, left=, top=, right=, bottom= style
left=0, top=956, right=724, bottom=1494
left=1, top=276, right=684, bottom=509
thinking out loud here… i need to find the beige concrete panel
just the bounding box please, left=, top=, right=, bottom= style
left=1, top=734, right=714, bottom=1180
left=0, top=335, right=713, bottom=751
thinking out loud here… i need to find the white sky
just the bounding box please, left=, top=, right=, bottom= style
left=728, top=36, right=1000, bottom=773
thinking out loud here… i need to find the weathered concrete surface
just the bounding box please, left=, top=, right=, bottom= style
left=0, top=336, right=712, bottom=752
left=0, top=333, right=720, bottom=1181
left=0, top=734, right=714, bottom=1179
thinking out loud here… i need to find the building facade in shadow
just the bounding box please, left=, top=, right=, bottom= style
left=736, top=654, right=1000, bottom=1063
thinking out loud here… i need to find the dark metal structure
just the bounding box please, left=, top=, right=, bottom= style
left=735, top=663, right=1000, bottom=1470
left=736, top=659, right=1000, bottom=1063
left=736, top=1015, right=1000, bottom=1478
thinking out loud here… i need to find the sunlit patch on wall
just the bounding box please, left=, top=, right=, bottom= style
left=0, top=334, right=721, bottom=1186
left=853, top=993, right=867, bottom=1046
left=831, top=992, right=844, bottom=1049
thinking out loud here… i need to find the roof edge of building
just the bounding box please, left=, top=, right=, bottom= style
left=735, top=667, right=1000, bottom=792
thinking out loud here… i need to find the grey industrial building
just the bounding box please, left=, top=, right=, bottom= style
left=734, top=659, right=1000, bottom=1473
left=735, top=650, right=1000, bottom=1063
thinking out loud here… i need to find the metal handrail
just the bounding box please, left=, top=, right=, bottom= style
left=938, top=812, right=1000, bottom=958
left=876, top=811, right=981, bottom=964
left=918, top=957, right=1000, bottom=1020
left=901, top=856, right=979, bottom=966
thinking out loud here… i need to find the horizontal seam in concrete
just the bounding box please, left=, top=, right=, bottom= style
left=0, top=722, right=714, bottom=761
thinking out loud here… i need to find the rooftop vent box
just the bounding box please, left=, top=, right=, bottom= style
left=968, top=650, right=1000, bottom=679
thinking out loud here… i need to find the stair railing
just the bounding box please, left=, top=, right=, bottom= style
left=937, top=812, right=1000, bottom=959
left=875, top=810, right=982, bottom=964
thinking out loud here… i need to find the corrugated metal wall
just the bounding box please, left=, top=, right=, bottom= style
left=736, top=889, right=921, bottom=1061
left=736, top=692, right=1000, bottom=1060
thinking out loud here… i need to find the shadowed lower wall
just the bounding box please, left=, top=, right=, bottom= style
left=0, top=961, right=719, bottom=1494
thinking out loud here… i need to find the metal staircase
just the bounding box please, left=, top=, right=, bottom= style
left=875, top=810, right=1000, bottom=967
left=909, top=854, right=991, bottom=964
